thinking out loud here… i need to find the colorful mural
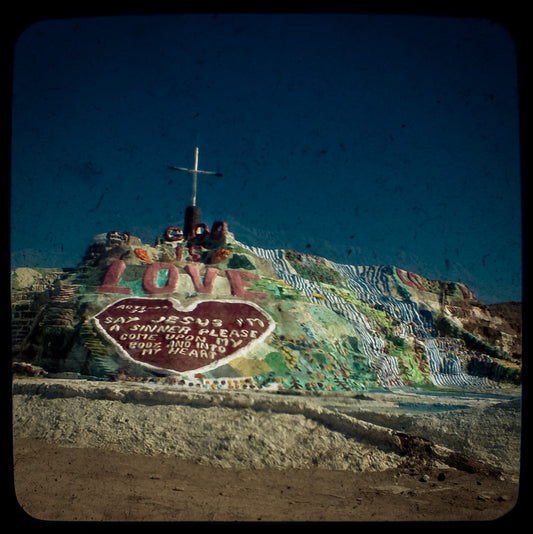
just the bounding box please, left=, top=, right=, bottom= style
left=239, top=243, right=517, bottom=391
left=12, top=223, right=520, bottom=392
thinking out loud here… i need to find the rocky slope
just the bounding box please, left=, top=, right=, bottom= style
left=11, top=224, right=521, bottom=392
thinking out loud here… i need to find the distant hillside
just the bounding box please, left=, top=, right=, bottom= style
left=11, top=225, right=521, bottom=391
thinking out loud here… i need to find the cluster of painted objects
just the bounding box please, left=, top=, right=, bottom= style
left=62, top=222, right=519, bottom=392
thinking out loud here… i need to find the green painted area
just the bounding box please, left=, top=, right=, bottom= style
left=234, top=293, right=384, bottom=391
left=320, top=282, right=396, bottom=339
left=80, top=321, right=121, bottom=376
left=319, top=281, right=433, bottom=387
left=388, top=337, right=431, bottom=386
left=227, top=253, right=256, bottom=270
left=285, top=250, right=347, bottom=288
left=248, top=276, right=305, bottom=300
left=120, top=278, right=145, bottom=296
left=264, top=351, right=291, bottom=375
left=252, top=332, right=378, bottom=392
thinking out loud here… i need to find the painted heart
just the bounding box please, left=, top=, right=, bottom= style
left=93, top=297, right=275, bottom=374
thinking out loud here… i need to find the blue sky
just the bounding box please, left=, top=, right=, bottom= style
left=10, top=13, right=522, bottom=303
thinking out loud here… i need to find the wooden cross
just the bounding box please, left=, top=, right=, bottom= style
left=168, top=147, right=222, bottom=207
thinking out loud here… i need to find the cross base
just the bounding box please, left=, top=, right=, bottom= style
left=184, top=205, right=202, bottom=239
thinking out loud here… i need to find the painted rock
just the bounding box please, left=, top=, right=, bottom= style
left=134, top=248, right=152, bottom=263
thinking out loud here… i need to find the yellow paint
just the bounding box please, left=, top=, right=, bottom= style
left=229, top=356, right=271, bottom=376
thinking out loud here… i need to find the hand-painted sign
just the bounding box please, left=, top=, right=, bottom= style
left=93, top=297, right=275, bottom=375
left=97, top=260, right=268, bottom=299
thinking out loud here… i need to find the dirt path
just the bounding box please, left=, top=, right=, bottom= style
left=13, top=438, right=519, bottom=522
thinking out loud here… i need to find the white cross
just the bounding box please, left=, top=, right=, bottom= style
left=168, top=147, right=222, bottom=206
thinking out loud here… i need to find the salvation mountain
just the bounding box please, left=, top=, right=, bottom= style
left=11, top=223, right=521, bottom=392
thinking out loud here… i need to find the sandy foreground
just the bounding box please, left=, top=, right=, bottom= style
left=11, top=377, right=523, bottom=522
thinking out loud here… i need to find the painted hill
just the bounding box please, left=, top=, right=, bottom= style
left=11, top=223, right=521, bottom=392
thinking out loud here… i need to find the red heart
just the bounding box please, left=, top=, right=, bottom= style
left=93, top=297, right=274, bottom=374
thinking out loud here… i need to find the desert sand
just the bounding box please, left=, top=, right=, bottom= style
left=12, top=377, right=522, bottom=522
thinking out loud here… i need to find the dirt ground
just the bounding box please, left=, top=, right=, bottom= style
left=13, top=437, right=520, bottom=522
left=11, top=378, right=524, bottom=522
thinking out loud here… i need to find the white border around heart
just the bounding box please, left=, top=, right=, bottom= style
left=92, top=296, right=276, bottom=377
